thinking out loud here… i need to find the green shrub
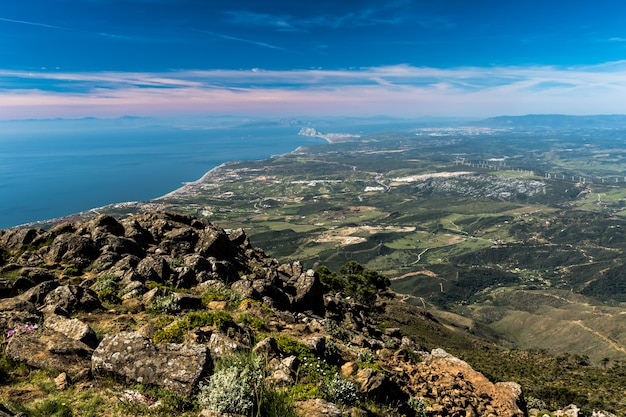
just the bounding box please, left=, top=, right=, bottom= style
left=62, top=266, right=81, bottom=277
left=407, top=397, right=429, bottom=417
left=148, top=294, right=181, bottom=315
left=8, top=399, right=73, bottom=417
left=259, top=388, right=298, bottom=417
left=316, top=261, right=391, bottom=304
left=323, top=373, right=358, bottom=406
left=97, top=289, right=122, bottom=304
left=196, top=353, right=262, bottom=415
left=275, top=335, right=314, bottom=361
left=289, top=383, right=323, bottom=402
left=152, top=311, right=235, bottom=343
left=93, top=273, right=119, bottom=292
left=237, top=312, right=266, bottom=331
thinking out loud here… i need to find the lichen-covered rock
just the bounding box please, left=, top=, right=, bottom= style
left=44, top=314, right=98, bottom=348
left=294, top=398, right=342, bottom=417
left=207, top=332, right=242, bottom=356
left=91, top=332, right=210, bottom=397
left=6, top=328, right=92, bottom=380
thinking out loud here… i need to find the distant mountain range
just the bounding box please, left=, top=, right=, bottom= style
left=474, top=114, right=626, bottom=128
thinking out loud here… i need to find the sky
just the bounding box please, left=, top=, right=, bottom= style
left=2, top=0, right=626, bottom=119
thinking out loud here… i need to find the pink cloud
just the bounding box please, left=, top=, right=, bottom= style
left=2, top=62, right=626, bottom=119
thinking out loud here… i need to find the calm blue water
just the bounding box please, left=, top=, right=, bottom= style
left=0, top=120, right=328, bottom=228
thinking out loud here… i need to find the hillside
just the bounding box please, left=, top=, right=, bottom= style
left=0, top=212, right=531, bottom=417
left=0, top=212, right=624, bottom=416
left=66, top=124, right=626, bottom=367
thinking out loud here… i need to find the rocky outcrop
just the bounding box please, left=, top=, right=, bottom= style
left=0, top=212, right=533, bottom=416
left=396, top=348, right=526, bottom=417
left=5, top=328, right=92, bottom=380
left=92, top=332, right=210, bottom=397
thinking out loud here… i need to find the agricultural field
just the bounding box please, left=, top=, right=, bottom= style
left=83, top=118, right=626, bottom=364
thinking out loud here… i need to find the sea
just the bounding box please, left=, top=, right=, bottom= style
left=0, top=117, right=335, bottom=229
left=0, top=116, right=452, bottom=229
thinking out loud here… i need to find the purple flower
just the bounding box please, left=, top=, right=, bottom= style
left=6, top=329, right=16, bottom=338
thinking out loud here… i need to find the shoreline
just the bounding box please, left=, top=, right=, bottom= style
left=9, top=136, right=332, bottom=229
left=6, top=126, right=368, bottom=230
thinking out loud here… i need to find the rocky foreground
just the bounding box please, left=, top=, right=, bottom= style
left=1, top=212, right=531, bottom=416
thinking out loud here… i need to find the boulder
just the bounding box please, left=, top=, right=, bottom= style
left=44, top=314, right=98, bottom=348
left=41, top=285, right=102, bottom=315
left=0, top=310, right=41, bottom=338
left=354, top=368, right=397, bottom=401
left=286, top=270, right=325, bottom=315
left=92, top=332, right=210, bottom=397
left=294, top=399, right=342, bottom=417
left=196, top=227, right=235, bottom=260
left=399, top=348, right=527, bottom=417
left=252, top=337, right=279, bottom=359
left=0, top=228, right=39, bottom=251
left=136, top=256, right=171, bottom=283
left=207, top=332, right=242, bottom=356
left=18, top=279, right=60, bottom=306
left=0, top=297, right=37, bottom=314
left=5, top=328, right=92, bottom=380
left=44, top=233, right=99, bottom=267
left=84, top=214, right=126, bottom=238
left=20, top=267, right=56, bottom=284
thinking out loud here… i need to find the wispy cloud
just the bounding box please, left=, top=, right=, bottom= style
left=0, top=15, right=132, bottom=40
left=223, top=1, right=438, bottom=31
left=0, top=17, right=72, bottom=31
left=201, top=31, right=288, bottom=51
left=222, top=11, right=300, bottom=32
left=2, top=62, right=626, bottom=119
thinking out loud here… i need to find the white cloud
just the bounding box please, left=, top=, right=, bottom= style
left=2, top=62, right=626, bottom=119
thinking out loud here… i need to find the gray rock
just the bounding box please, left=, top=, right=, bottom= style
left=136, top=256, right=171, bottom=283
left=42, top=285, right=102, bottom=315
left=0, top=297, right=37, bottom=314
left=252, top=337, right=279, bottom=359
left=18, top=279, right=60, bottom=306
left=207, top=332, right=242, bottom=356
left=6, top=328, right=92, bottom=380
left=287, top=270, right=324, bottom=314
left=44, top=314, right=98, bottom=348
left=44, top=233, right=99, bottom=267
left=92, top=332, right=210, bottom=397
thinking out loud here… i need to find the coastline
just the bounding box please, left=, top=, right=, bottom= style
left=7, top=127, right=364, bottom=230
left=10, top=136, right=330, bottom=229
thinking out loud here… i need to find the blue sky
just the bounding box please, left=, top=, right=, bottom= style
left=2, top=0, right=626, bottom=119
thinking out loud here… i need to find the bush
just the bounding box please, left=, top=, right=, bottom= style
left=259, top=388, right=298, bottom=417
left=148, top=294, right=181, bottom=315
left=316, top=262, right=391, bottom=304
left=97, top=289, right=121, bottom=304
left=62, top=266, right=81, bottom=277
left=196, top=353, right=262, bottom=415
left=323, top=373, right=358, bottom=406
left=407, top=397, right=429, bottom=417
left=152, top=311, right=235, bottom=343
left=92, top=273, right=119, bottom=292
left=237, top=312, right=266, bottom=331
